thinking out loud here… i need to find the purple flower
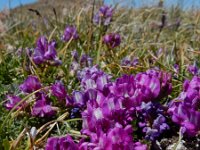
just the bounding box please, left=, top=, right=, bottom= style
left=81, top=123, right=147, bottom=150
left=62, top=25, right=79, bottom=42
left=66, top=91, right=86, bottom=107
left=146, top=69, right=172, bottom=98
left=135, top=73, right=161, bottom=99
left=32, top=48, right=45, bottom=64
left=108, top=69, right=171, bottom=109
left=173, top=64, right=179, bottom=74
left=168, top=103, right=200, bottom=136
left=82, top=103, right=110, bottom=133
left=93, top=5, right=113, bottom=26
left=45, top=137, right=59, bottom=150
left=50, top=67, right=173, bottom=148
left=103, top=33, right=121, bottom=48
left=32, top=94, right=55, bottom=117
left=80, top=54, right=93, bottom=67
left=188, top=64, right=198, bottom=75
left=111, top=75, right=147, bottom=107
left=36, top=36, right=48, bottom=54
left=72, top=91, right=86, bottom=106
left=109, top=75, right=138, bottom=107
left=44, top=68, right=175, bottom=149
left=138, top=102, right=169, bottom=141
left=44, top=40, right=57, bottom=60
left=32, top=36, right=61, bottom=65
left=121, top=56, right=131, bottom=66
left=45, top=135, right=78, bottom=150
left=4, top=95, right=25, bottom=110
left=77, top=66, right=100, bottom=81
left=32, top=36, right=47, bottom=64
left=77, top=66, right=112, bottom=92
left=97, top=123, right=134, bottom=150
left=20, top=75, right=41, bottom=93
left=168, top=76, right=200, bottom=136
left=133, top=142, right=148, bottom=150
left=51, top=81, right=67, bottom=101
left=81, top=89, right=128, bottom=135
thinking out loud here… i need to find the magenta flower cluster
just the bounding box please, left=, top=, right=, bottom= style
left=45, top=135, right=79, bottom=150
left=93, top=5, right=113, bottom=26
left=61, top=25, right=79, bottom=42
left=32, top=36, right=62, bottom=65
left=19, top=75, right=41, bottom=93
left=187, top=63, right=198, bottom=75
left=4, top=95, right=26, bottom=110
left=7, top=63, right=200, bottom=149
left=43, top=66, right=173, bottom=149
left=5, top=75, right=56, bottom=117
left=103, top=33, right=121, bottom=48
left=32, top=93, right=56, bottom=117
left=168, top=76, right=200, bottom=136
left=51, top=81, right=67, bottom=101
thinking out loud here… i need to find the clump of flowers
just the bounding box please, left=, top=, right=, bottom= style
left=77, top=65, right=112, bottom=91
left=93, top=5, right=113, bottom=26
left=51, top=81, right=67, bottom=101
left=138, top=102, right=169, bottom=141
left=19, top=75, right=41, bottom=94
left=45, top=135, right=79, bottom=150
left=61, top=25, right=79, bottom=42
left=5, top=58, right=174, bottom=149
left=168, top=76, right=200, bottom=136
left=32, top=36, right=62, bottom=65
left=67, top=66, right=112, bottom=107
left=66, top=90, right=86, bottom=107
left=4, top=95, right=26, bottom=110
left=5, top=75, right=57, bottom=118
left=44, top=67, right=173, bottom=149
left=80, top=68, right=172, bottom=140
left=145, top=69, right=172, bottom=99
left=103, top=33, right=121, bottom=48
left=32, top=94, right=56, bottom=117
left=45, top=124, right=147, bottom=150
left=80, top=123, right=147, bottom=150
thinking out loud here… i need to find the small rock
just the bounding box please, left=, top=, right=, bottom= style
left=167, top=140, right=187, bottom=150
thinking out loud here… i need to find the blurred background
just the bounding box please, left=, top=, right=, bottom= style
left=1, top=0, right=200, bottom=11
